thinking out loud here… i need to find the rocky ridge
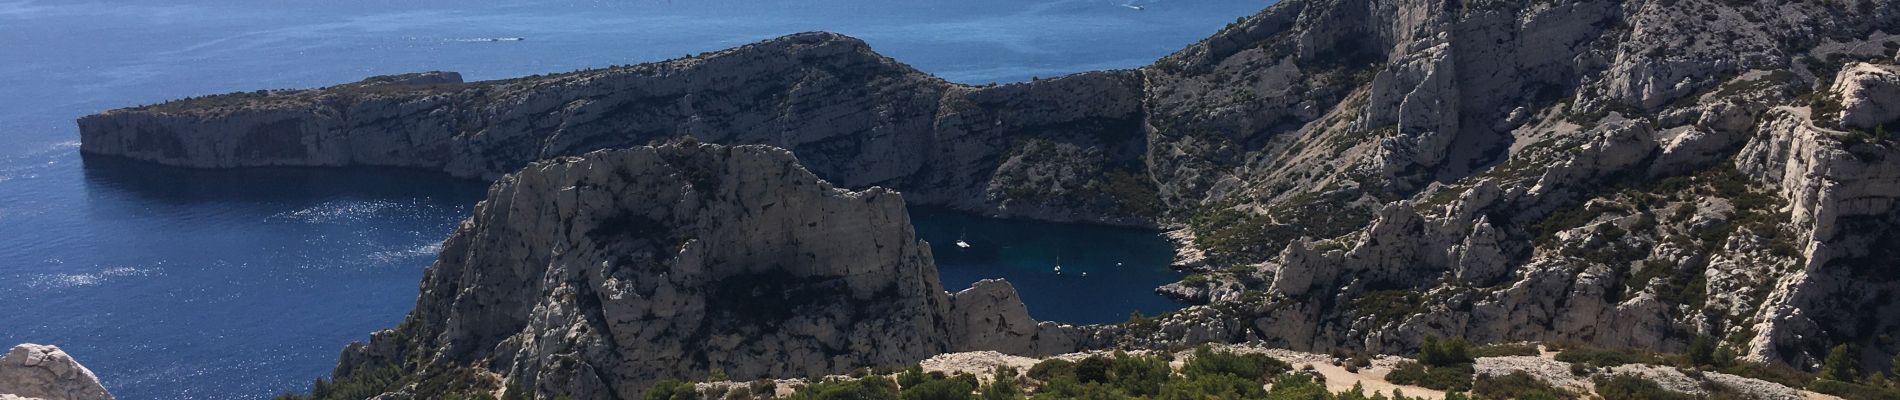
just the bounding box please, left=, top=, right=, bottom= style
left=325, top=143, right=1098, bottom=399
left=76, top=0, right=1900, bottom=381
left=1125, top=0, right=1900, bottom=376
left=77, top=34, right=1155, bottom=227
left=0, top=344, right=114, bottom=400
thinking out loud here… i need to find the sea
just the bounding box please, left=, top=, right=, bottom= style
left=0, top=0, right=1268, bottom=398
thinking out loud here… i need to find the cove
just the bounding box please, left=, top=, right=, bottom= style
left=910, top=207, right=1187, bottom=325
left=3, top=160, right=1184, bottom=399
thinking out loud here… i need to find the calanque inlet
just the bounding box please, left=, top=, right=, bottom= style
left=7, top=0, right=1900, bottom=398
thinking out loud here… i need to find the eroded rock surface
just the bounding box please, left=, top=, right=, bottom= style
left=0, top=344, right=113, bottom=400
left=329, top=144, right=1096, bottom=399
left=78, top=0, right=1900, bottom=379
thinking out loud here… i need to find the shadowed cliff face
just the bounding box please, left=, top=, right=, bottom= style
left=77, top=32, right=1157, bottom=227
left=77, top=0, right=1900, bottom=375
left=327, top=144, right=1098, bottom=399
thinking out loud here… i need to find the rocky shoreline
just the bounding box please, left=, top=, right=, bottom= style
left=70, top=0, right=1900, bottom=396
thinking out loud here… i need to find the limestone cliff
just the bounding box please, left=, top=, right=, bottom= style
left=77, top=34, right=1155, bottom=227
left=0, top=344, right=114, bottom=400
left=1127, top=0, right=1900, bottom=375
left=78, top=0, right=1900, bottom=377
left=326, top=144, right=1094, bottom=399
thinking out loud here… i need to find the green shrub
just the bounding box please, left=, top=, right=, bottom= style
left=275, top=365, right=405, bottom=400
left=1593, top=374, right=1696, bottom=400
left=1264, top=373, right=1332, bottom=400
left=792, top=376, right=900, bottom=400
left=1075, top=357, right=1113, bottom=384
left=1471, top=343, right=1540, bottom=358
left=1717, top=361, right=1812, bottom=389
left=901, top=374, right=976, bottom=400
left=1155, top=372, right=1266, bottom=400
left=1103, top=353, right=1172, bottom=397
left=1418, top=336, right=1474, bottom=367
left=1822, top=344, right=1859, bottom=383
left=1182, top=346, right=1291, bottom=381
left=1384, top=361, right=1473, bottom=391
left=1179, top=273, right=1210, bottom=286
left=980, top=367, right=1024, bottom=400
left=501, top=381, right=530, bottom=400
left=1810, top=379, right=1900, bottom=400
left=751, top=380, right=779, bottom=398
left=1553, top=347, right=1658, bottom=367
left=1026, top=359, right=1075, bottom=383
left=1029, top=374, right=1130, bottom=400
left=1349, top=290, right=1424, bottom=324
left=1535, top=204, right=1606, bottom=243
left=1471, top=372, right=1575, bottom=400
left=1027, top=353, right=1170, bottom=398
left=898, top=366, right=931, bottom=389
left=1686, top=335, right=1718, bottom=367
left=643, top=379, right=696, bottom=400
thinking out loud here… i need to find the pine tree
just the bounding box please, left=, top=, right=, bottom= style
left=1821, top=344, right=1859, bottom=383
left=1688, top=335, right=1716, bottom=366
left=1891, top=351, right=1900, bottom=376
left=1419, top=337, right=1446, bottom=366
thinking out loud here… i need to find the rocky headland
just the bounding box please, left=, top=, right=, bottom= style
left=318, top=143, right=1100, bottom=399
left=76, top=0, right=1900, bottom=396
left=76, top=34, right=1155, bottom=227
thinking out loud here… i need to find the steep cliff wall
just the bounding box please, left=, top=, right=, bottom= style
left=78, top=33, right=1154, bottom=227
left=325, top=144, right=1097, bottom=399
left=77, top=0, right=1900, bottom=374
left=1130, top=0, right=1900, bottom=372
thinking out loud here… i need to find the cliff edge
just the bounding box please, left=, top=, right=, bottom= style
left=324, top=143, right=1096, bottom=399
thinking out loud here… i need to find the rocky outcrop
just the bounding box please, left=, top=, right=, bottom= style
left=0, top=344, right=113, bottom=400
left=77, top=33, right=1155, bottom=227
left=1833, top=63, right=1900, bottom=130
left=1102, top=0, right=1900, bottom=373
left=329, top=144, right=1097, bottom=399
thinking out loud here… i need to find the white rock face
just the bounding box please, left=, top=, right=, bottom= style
left=329, top=144, right=1095, bottom=400
left=1832, top=63, right=1900, bottom=130
left=0, top=344, right=113, bottom=400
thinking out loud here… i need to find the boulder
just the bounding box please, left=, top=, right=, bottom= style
left=0, top=344, right=113, bottom=400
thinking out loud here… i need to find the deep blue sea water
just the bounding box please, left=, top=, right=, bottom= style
left=912, top=208, right=1186, bottom=324
left=0, top=1, right=1267, bottom=398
